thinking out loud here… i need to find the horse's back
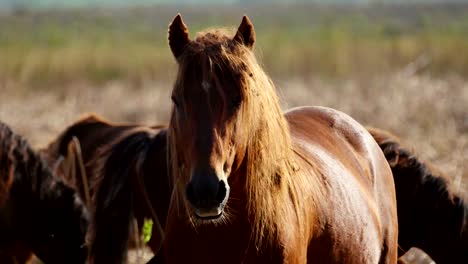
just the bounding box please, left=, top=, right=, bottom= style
left=41, top=114, right=136, bottom=161
left=285, top=106, right=398, bottom=263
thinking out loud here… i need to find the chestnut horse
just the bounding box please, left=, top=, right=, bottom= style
left=368, top=127, right=468, bottom=264
left=0, top=121, right=89, bottom=264
left=164, top=14, right=398, bottom=263
left=41, top=116, right=464, bottom=263
left=40, top=114, right=170, bottom=264
left=42, top=114, right=466, bottom=263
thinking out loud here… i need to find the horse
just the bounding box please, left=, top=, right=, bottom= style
left=44, top=114, right=465, bottom=263
left=163, top=14, right=398, bottom=263
left=40, top=117, right=465, bottom=264
left=368, top=127, right=468, bottom=264
left=0, top=121, right=89, bottom=264
left=40, top=114, right=165, bottom=203
left=40, top=114, right=170, bottom=264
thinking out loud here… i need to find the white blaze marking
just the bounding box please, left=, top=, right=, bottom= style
left=201, top=80, right=211, bottom=92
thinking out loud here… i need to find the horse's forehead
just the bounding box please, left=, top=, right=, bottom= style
left=181, top=64, right=213, bottom=94
left=201, top=80, right=211, bottom=92
left=179, top=51, right=241, bottom=99
left=179, top=72, right=211, bottom=96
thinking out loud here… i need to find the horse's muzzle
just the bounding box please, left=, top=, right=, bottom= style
left=185, top=171, right=229, bottom=219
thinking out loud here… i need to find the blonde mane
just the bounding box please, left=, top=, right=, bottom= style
left=168, top=28, right=307, bottom=246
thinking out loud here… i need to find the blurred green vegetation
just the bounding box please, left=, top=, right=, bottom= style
left=1, top=4, right=468, bottom=88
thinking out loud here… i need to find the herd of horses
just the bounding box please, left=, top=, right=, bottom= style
left=0, top=14, right=466, bottom=264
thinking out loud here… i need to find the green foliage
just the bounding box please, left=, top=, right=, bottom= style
left=1, top=4, right=467, bottom=88
left=142, top=218, right=153, bottom=244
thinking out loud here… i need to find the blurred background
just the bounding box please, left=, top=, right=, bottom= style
left=0, top=0, right=466, bottom=193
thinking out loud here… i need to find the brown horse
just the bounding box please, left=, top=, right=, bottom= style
left=40, top=115, right=465, bottom=264
left=164, top=14, right=398, bottom=263
left=46, top=114, right=465, bottom=263
left=40, top=114, right=164, bottom=202
left=40, top=114, right=170, bottom=264
left=0, top=121, right=89, bottom=264
left=368, top=127, right=468, bottom=264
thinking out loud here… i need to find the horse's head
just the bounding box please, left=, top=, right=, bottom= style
left=28, top=181, right=89, bottom=264
left=168, top=14, right=259, bottom=221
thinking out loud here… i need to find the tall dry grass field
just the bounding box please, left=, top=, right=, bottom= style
left=2, top=74, right=466, bottom=193
left=0, top=4, right=467, bottom=263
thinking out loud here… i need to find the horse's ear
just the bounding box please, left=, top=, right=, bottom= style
left=168, top=13, right=190, bottom=59
left=233, top=15, right=255, bottom=49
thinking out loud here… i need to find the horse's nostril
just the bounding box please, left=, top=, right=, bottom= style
left=216, top=180, right=227, bottom=203
left=186, top=182, right=197, bottom=206
left=186, top=173, right=229, bottom=209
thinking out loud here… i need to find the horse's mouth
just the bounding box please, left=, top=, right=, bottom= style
left=193, top=207, right=224, bottom=220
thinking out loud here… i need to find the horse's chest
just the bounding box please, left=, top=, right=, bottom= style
left=165, top=221, right=285, bottom=264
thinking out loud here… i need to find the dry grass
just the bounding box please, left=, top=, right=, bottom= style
left=2, top=4, right=468, bottom=86
left=1, top=73, right=466, bottom=194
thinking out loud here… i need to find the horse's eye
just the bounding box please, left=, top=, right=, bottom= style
left=231, top=96, right=242, bottom=109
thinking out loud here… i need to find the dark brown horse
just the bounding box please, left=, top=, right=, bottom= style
left=368, top=127, right=468, bottom=264
left=164, top=14, right=398, bottom=263
left=0, top=121, right=89, bottom=264
left=40, top=114, right=170, bottom=264
left=41, top=114, right=164, bottom=203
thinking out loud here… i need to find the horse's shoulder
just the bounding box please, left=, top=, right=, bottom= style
left=286, top=107, right=397, bottom=261
left=286, top=105, right=394, bottom=203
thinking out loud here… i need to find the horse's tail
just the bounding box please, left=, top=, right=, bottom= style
left=367, top=127, right=468, bottom=264
left=88, top=128, right=155, bottom=264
